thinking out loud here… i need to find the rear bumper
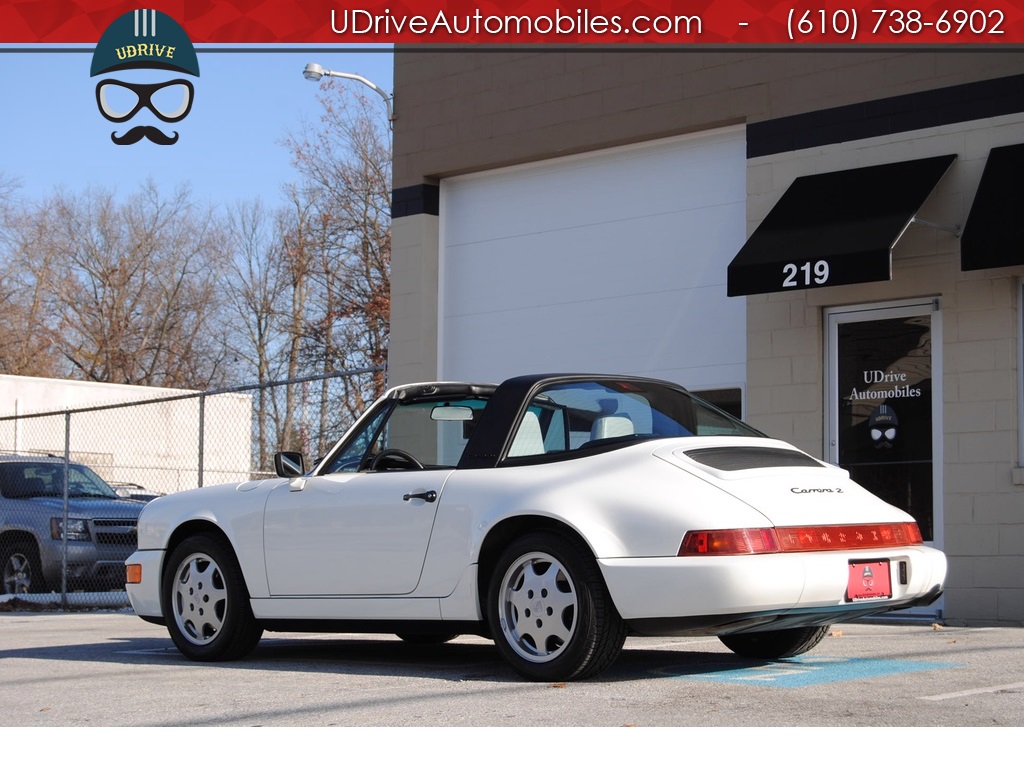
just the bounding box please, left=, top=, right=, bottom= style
left=628, top=585, right=943, bottom=636
left=599, top=545, right=947, bottom=631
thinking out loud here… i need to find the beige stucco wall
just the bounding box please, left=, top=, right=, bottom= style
left=389, top=214, right=440, bottom=386
left=393, top=50, right=1024, bottom=187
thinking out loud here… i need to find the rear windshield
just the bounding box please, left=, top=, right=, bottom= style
left=504, top=378, right=762, bottom=462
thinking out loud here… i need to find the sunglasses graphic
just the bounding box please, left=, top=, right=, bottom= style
left=95, top=79, right=194, bottom=123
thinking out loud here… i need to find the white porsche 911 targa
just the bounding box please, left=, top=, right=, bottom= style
left=126, top=373, right=946, bottom=681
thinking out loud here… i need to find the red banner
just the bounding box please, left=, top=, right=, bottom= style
left=2, top=0, right=1024, bottom=44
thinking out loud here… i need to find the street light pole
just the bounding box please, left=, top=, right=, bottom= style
left=302, top=62, right=394, bottom=127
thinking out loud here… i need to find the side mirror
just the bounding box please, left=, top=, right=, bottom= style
left=274, top=451, right=306, bottom=478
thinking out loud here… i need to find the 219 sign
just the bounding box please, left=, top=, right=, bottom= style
left=782, top=260, right=830, bottom=289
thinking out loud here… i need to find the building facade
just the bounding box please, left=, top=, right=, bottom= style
left=389, top=50, right=1024, bottom=625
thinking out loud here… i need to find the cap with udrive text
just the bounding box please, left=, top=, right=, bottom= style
left=90, top=9, right=200, bottom=77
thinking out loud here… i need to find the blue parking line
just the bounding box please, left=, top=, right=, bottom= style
left=671, top=655, right=959, bottom=688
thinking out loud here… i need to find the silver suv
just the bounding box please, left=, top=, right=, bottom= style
left=0, top=455, right=145, bottom=594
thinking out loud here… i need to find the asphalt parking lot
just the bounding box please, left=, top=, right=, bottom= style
left=2, top=608, right=1022, bottom=732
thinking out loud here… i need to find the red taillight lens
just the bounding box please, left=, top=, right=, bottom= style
left=678, top=522, right=923, bottom=556
left=679, top=528, right=781, bottom=555
left=775, top=522, right=923, bottom=551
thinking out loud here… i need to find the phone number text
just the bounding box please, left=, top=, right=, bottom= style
left=786, top=8, right=1006, bottom=41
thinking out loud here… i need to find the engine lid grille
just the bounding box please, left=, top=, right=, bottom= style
left=684, top=446, right=824, bottom=472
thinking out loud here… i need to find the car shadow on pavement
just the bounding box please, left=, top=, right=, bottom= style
left=0, top=631, right=775, bottom=683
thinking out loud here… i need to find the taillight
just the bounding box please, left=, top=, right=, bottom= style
left=679, top=522, right=923, bottom=556
left=679, top=528, right=780, bottom=555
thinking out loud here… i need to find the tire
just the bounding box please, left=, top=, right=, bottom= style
left=1, top=540, right=46, bottom=595
left=719, top=625, right=831, bottom=660
left=487, top=531, right=626, bottom=682
left=162, top=534, right=263, bottom=661
left=396, top=633, right=460, bottom=645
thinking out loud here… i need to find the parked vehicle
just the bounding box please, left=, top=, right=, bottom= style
left=108, top=482, right=164, bottom=503
left=0, top=455, right=144, bottom=594
left=126, top=374, right=946, bottom=680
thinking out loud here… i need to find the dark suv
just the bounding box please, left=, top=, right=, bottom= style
left=0, top=455, right=144, bottom=594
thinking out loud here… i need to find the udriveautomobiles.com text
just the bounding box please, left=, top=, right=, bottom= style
left=330, top=8, right=704, bottom=37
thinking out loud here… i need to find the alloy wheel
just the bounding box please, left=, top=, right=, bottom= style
left=171, top=552, right=227, bottom=645
left=2, top=552, right=31, bottom=594
left=497, top=550, right=579, bottom=663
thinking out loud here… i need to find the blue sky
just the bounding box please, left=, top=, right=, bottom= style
left=0, top=47, right=393, bottom=209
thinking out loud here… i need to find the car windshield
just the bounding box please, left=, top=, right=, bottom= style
left=321, top=395, right=491, bottom=473
left=506, top=378, right=762, bottom=460
left=0, top=461, right=119, bottom=500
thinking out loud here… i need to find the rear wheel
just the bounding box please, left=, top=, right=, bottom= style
left=1, top=540, right=45, bottom=595
left=487, top=532, right=626, bottom=681
left=719, top=625, right=831, bottom=659
left=162, top=534, right=263, bottom=661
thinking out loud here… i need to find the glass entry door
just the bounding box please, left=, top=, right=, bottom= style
left=826, top=299, right=943, bottom=550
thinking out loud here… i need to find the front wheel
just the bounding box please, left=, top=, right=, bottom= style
left=162, top=534, right=263, bottom=661
left=719, top=625, right=831, bottom=660
left=1, top=541, right=46, bottom=595
left=487, top=532, right=626, bottom=682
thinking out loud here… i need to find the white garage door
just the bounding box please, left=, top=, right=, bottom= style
left=439, top=127, right=747, bottom=395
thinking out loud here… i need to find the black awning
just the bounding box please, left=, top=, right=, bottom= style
left=727, top=155, right=956, bottom=297
left=961, top=143, right=1024, bottom=271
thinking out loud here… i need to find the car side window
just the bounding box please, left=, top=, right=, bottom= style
left=504, top=379, right=761, bottom=462
left=508, top=384, right=653, bottom=458
left=507, top=404, right=569, bottom=457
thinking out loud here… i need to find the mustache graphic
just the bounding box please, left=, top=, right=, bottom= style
left=110, top=126, right=179, bottom=145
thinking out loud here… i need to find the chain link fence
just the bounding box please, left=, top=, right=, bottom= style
left=0, top=368, right=381, bottom=607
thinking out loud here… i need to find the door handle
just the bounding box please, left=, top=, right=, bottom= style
left=403, top=490, right=437, bottom=503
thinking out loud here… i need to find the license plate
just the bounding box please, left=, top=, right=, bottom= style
left=846, top=559, right=892, bottom=602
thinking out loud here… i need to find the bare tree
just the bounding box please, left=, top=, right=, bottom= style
left=0, top=178, right=66, bottom=378
left=9, top=182, right=232, bottom=389
left=283, top=80, right=392, bottom=428
left=199, top=80, right=393, bottom=466
left=223, top=198, right=292, bottom=467
left=0, top=80, right=392, bottom=474
left=0, top=172, right=18, bottom=207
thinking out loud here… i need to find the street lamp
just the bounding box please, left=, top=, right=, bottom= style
left=303, top=62, right=394, bottom=126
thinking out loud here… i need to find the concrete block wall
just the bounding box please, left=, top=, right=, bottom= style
left=743, top=118, right=1024, bottom=625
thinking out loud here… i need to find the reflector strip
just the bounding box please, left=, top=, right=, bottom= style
left=777, top=523, right=922, bottom=551
left=679, top=522, right=922, bottom=556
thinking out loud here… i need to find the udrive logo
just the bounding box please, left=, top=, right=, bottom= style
left=90, top=9, right=200, bottom=146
